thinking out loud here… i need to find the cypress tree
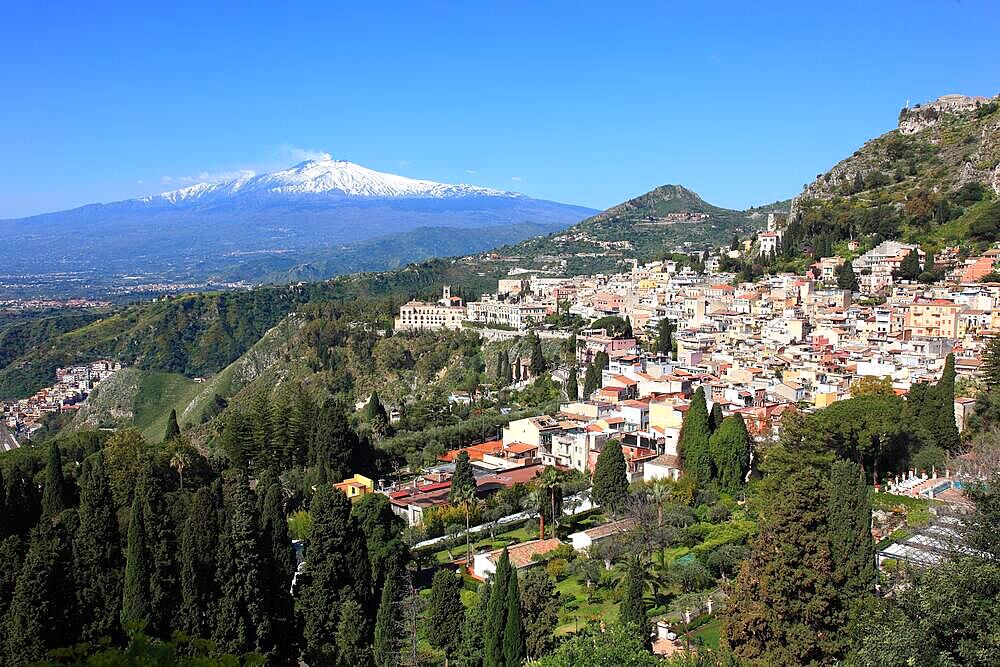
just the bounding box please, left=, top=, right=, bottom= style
left=299, top=485, right=373, bottom=666
left=4, top=463, right=40, bottom=538
left=4, top=516, right=77, bottom=665
left=449, top=451, right=476, bottom=504
left=529, top=335, right=546, bottom=376
left=164, top=408, right=181, bottom=442
left=336, top=598, right=370, bottom=666
left=622, top=316, right=634, bottom=339
left=41, top=441, right=69, bottom=517
left=827, top=460, right=874, bottom=653
left=983, top=335, right=1000, bottom=389
left=656, top=318, right=675, bottom=357
left=373, top=568, right=400, bottom=667
left=352, top=493, right=408, bottom=602
left=179, top=486, right=220, bottom=639
left=679, top=387, right=713, bottom=482
left=212, top=472, right=275, bottom=657
left=483, top=550, right=511, bottom=667
left=120, top=493, right=152, bottom=631
left=566, top=364, right=579, bottom=400
left=932, top=353, right=960, bottom=450
left=461, top=580, right=491, bottom=667
left=0, top=535, right=26, bottom=628
left=582, top=362, right=599, bottom=398
left=260, top=480, right=297, bottom=661
left=502, top=570, right=525, bottom=667
left=619, top=555, right=649, bottom=648
left=708, top=402, right=724, bottom=433
left=428, top=569, right=465, bottom=665
left=495, top=350, right=507, bottom=385
left=0, top=469, right=6, bottom=538
left=837, top=262, right=858, bottom=291
left=139, top=474, right=179, bottom=637
left=592, top=440, right=629, bottom=512
left=503, top=353, right=513, bottom=385
left=709, top=414, right=753, bottom=494
left=73, top=452, right=123, bottom=644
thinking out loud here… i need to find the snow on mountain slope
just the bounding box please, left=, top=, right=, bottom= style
left=145, top=158, right=519, bottom=205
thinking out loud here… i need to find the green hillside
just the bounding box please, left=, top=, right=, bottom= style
left=785, top=94, right=1000, bottom=255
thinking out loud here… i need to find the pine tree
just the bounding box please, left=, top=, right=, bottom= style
left=449, top=451, right=476, bottom=504
left=566, top=364, right=579, bottom=400
left=709, top=414, right=752, bottom=494
left=41, top=441, right=69, bottom=517
left=483, top=550, right=511, bottom=667
left=592, top=440, right=629, bottom=513
left=837, top=261, right=859, bottom=292
left=502, top=570, right=525, bottom=667
left=679, top=387, right=713, bottom=483
left=179, top=486, right=220, bottom=639
left=373, top=568, right=400, bottom=667
left=4, top=515, right=77, bottom=665
left=120, top=493, right=152, bottom=631
left=299, top=485, right=373, bottom=666
left=164, top=408, right=181, bottom=442
left=428, top=569, right=465, bottom=665
left=619, top=555, right=649, bottom=648
left=73, top=452, right=123, bottom=644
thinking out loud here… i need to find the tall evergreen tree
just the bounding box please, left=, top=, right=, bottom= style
left=299, top=486, right=373, bottom=666
left=502, top=570, right=525, bottom=667
left=932, top=353, right=960, bottom=450
left=709, top=414, right=753, bottom=494
left=622, top=316, right=634, bottom=339
left=529, top=335, right=546, bottom=376
left=179, top=486, right=220, bottom=639
left=837, top=261, right=859, bottom=291
left=983, top=335, right=1000, bottom=389
left=41, top=441, right=70, bottom=517
left=0, top=535, right=26, bottom=630
left=164, top=408, right=181, bottom=442
left=120, top=493, right=152, bottom=631
left=483, top=550, right=511, bottom=667
left=725, top=466, right=842, bottom=665
left=336, top=598, right=370, bottom=667
left=4, top=515, right=77, bottom=665
left=449, top=451, right=477, bottom=504
left=827, top=460, right=874, bottom=653
left=582, top=361, right=600, bottom=398
left=566, top=364, right=579, bottom=400
left=138, top=474, right=179, bottom=637
left=591, top=440, right=629, bottom=512
left=679, top=387, right=713, bottom=482
left=708, top=402, right=724, bottom=433
left=461, top=581, right=492, bottom=667
left=352, top=494, right=408, bottom=601
left=518, top=569, right=559, bottom=660
left=495, top=351, right=507, bottom=386
left=619, top=555, right=649, bottom=648
left=372, top=568, right=400, bottom=667
left=894, top=249, right=921, bottom=281
left=312, top=400, right=362, bottom=478
left=73, top=452, right=123, bottom=644
left=4, top=463, right=40, bottom=538
left=212, top=472, right=278, bottom=657
left=656, top=318, right=675, bottom=357
left=428, top=569, right=465, bottom=665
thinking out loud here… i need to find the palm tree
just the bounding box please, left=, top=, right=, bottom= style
left=647, top=479, right=670, bottom=526
left=454, top=483, right=478, bottom=566
left=170, top=448, right=191, bottom=490
left=524, top=487, right=545, bottom=540
left=540, top=466, right=563, bottom=539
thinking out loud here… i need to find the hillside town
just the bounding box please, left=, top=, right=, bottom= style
left=0, top=360, right=121, bottom=446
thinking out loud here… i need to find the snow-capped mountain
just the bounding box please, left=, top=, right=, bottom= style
left=145, top=158, right=521, bottom=206
left=2, top=158, right=596, bottom=285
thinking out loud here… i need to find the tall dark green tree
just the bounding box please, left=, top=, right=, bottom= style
left=365, top=391, right=390, bottom=433
left=708, top=402, right=724, bottom=433
left=336, top=598, right=370, bottom=667
left=372, top=568, right=400, bottom=667
left=41, top=441, right=70, bottom=517
left=4, top=463, right=40, bottom=538
left=312, top=400, right=362, bottom=479
left=894, top=248, right=921, bottom=281
left=519, top=569, right=560, bottom=660
left=4, top=515, right=77, bottom=665
left=428, top=569, right=465, bottom=666
left=120, top=493, right=153, bottom=631
left=827, top=460, right=874, bottom=651
left=495, top=351, right=508, bottom=386
left=591, top=440, right=629, bottom=513
left=529, top=335, right=546, bottom=377
left=656, top=317, right=675, bottom=357
left=259, top=479, right=297, bottom=661
left=164, top=409, right=181, bottom=442
left=299, top=486, right=373, bottom=666
left=709, top=414, right=752, bottom=494
left=179, top=486, right=220, bottom=640
left=582, top=362, right=600, bottom=398
left=138, top=474, right=180, bottom=637
left=483, top=550, right=511, bottom=667
left=837, top=261, right=859, bottom=291
left=679, top=387, right=713, bottom=482
left=73, top=452, right=123, bottom=644
left=622, top=316, right=633, bottom=339
left=449, top=451, right=477, bottom=504
left=461, top=581, right=492, bottom=667
left=932, top=353, right=960, bottom=450
left=619, top=555, right=649, bottom=648
left=502, top=569, right=525, bottom=667
left=352, top=493, right=408, bottom=600
left=566, top=364, right=579, bottom=400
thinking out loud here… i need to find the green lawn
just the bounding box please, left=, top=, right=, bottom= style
left=691, top=617, right=722, bottom=649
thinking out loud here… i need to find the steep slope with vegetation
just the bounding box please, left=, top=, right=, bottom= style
left=785, top=94, right=1000, bottom=256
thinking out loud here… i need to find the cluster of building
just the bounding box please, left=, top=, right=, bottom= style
left=1, top=361, right=122, bottom=441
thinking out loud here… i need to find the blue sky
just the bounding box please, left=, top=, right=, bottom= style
left=1, top=1, right=997, bottom=218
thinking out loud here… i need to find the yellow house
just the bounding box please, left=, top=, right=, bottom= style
left=649, top=397, right=687, bottom=432
left=334, top=473, right=374, bottom=501
left=813, top=392, right=839, bottom=409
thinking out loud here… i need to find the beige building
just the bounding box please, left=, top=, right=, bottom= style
left=903, top=299, right=962, bottom=339
left=394, top=286, right=466, bottom=331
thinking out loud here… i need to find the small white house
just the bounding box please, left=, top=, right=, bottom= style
left=643, top=454, right=682, bottom=483
left=472, top=539, right=562, bottom=580
left=567, top=519, right=634, bottom=552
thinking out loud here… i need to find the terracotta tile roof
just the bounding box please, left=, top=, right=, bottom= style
left=489, top=539, right=562, bottom=569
